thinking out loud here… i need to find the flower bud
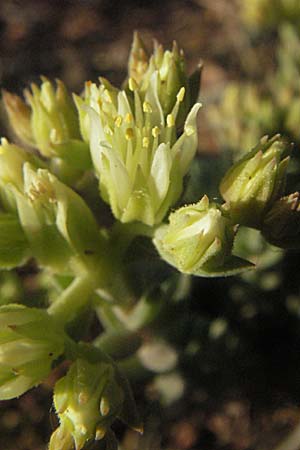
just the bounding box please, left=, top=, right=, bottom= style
left=219, top=135, right=290, bottom=228
left=80, top=79, right=201, bottom=226
left=128, top=31, right=149, bottom=85
left=0, top=304, right=65, bottom=400
left=0, top=138, right=31, bottom=193
left=4, top=79, right=84, bottom=164
left=2, top=90, right=34, bottom=146
left=262, top=192, right=300, bottom=249
left=26, top=78, right=81, bottom=156
left=12, top=163, right=104, bottom=273
left=0, top=138, right=41, bottom=214
left=50, top=359, right=125, bottom=450
left=128, top=33, right=192, bottom=124
left=73, top=78, right=118, bottom=143
left=153, top=195, right=252, bottom=276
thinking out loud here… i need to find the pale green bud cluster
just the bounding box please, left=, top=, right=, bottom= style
left=0, top=304, right=66, bottom=400
left=270, top=25, right=300, bottom=137
left=3, top=79, right=90, bottom=173
left=207, top=83, right=275, bottom=160
left=0, top=139, right=37, bottom=269
left=240, top=0, right=300, bottom=31
left=50, top=359, right=124, bottom=450
left=208, top=25, right=300, bottom=159
left=220, top=135, right=290, bottom=228
left=154, top=195, right=252, bottom=277
left=0, top=139, right=103, bottom=273
left=14, top=165, right=100, bottom=272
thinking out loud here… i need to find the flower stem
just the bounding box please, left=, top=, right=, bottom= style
left=93, top=330, right=141, bottom=360
left=47, top=274, right=94, bottom=325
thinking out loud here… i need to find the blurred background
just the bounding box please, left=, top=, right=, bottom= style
left=1, top=0, right=300, bottom=449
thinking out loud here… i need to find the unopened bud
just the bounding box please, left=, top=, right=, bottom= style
left=262, top=192, right=300, bottom=249
left=154, top=195, right=252, bottom=276
left=220, top=135, right=290, bottom=228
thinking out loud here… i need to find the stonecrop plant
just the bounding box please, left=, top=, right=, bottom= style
left=0, top=33, right=299, bottom=450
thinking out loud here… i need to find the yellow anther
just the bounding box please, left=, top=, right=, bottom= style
left=125, top=128, right=134, bottom=140
left=85, top=80, right=92, bottom=87
left=100, top=397, right=110, bottom=416
left=177, top=87, right=185, bottom=103
left=152, top=126, right=160, bottom=138
left=115, top=115, right=123, bottom=127
left=125, top=112, right=133, bottom=123
left=143, top=101, right=152, bottom=113
left=167, top=114, right=175, bottom=127
left=128, top=77, right=138, bottom=91
left=185, top=125, right=195, bottom=136
left=143, top=137, right=149, bottom=148
left=95, top=427, right=106, bottom=441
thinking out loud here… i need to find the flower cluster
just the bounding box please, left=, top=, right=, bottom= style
left=74, top=35, right=202, bottom=225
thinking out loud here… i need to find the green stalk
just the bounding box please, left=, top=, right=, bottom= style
left=93, top=330, right=141, bottom=360
left=117, top=354, right=152, bottom=382
left=47, top=274, right=94, bottom=325
left=110, top=221, right=154, bottom=260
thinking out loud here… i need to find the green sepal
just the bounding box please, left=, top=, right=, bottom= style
left=0, top=213, right=29, bottom=269
left=12, top=184, right=73, bottom=273
left=49, top=424, right=74, bottom=450
left=115, top=366, right=143, bottom=433
left=105, top=429, right=119, bottom=450
left=51, top=139, right=92, bottom=170
left=194, top=255, right=255, bottom=277
left=219, top=135, right=291, bottom=228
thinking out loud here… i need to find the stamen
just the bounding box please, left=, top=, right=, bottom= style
left=128, top=77, right=138, bottom=91
left=143, top=137, right=149, bottom=148
left=125, top=128, right=134, bottom=140
left=143, top=101, right=153, bottom=114
left=125, top=113, right=133, bottom=123
left=167, top=114, right=175, bottom=127
left=152, top=126, right=160, bottom=138
left=115, top=115, right=123, bottom=127
left=177, top=87, right=185, bottom=103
